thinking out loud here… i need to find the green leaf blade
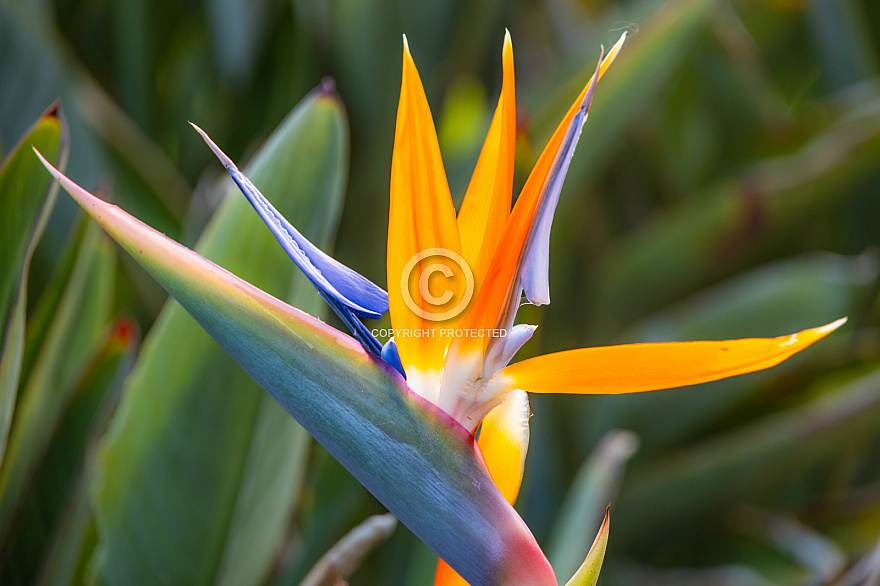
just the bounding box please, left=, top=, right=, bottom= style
left=0, top=106, right=67, bottom=467
left=90, top=88, right=350, bottom=586
left=563, top=509, right=610, bottom=586
left=0, top=224, right=115, bottom=546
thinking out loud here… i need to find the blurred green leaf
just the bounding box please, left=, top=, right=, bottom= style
left=0, top=2, right=190, bottom=242
left=207, top=0, right=270, bottom=84
left=806, top=0, right=879, bottom=91
left=0, top=107, right=66, bottom=466
left=273, top=446, right=373, bottom=586
left=438, top=76, right=490, bottom=202
left=615, top=366, right=880, bottom=552
left=548, top=430, right=638, bottom=581
left=0, top=224, right=115, bottom=546
left=2, top=318, right=137, bottom=585
left=75, top=82, right=192, bottom=238
left=733, top=507, right=847, bottom=583
left=529, top=0, right=722, bottom=191
left=604, top=561, right=775, bottom=586
left=33, top=486, right=97, bottom=586
left=93, top=87, right=347, bottom=586
left=19, top=219, right=89, bottom=390
left=594, top=98, right=880, bottom=331
left=113, top=0, right=150, bottom=128
left=563, top=509, right=610, bottom=586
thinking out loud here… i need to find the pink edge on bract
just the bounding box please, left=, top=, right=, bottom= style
left=32, top=147, right=369, bottom=359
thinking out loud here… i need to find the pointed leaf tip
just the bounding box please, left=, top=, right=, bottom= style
left=43, top=101, right=60, bottom=119
left=564, top=507, right=610, bottom=586
left=318, top=76, right=337, bottom=96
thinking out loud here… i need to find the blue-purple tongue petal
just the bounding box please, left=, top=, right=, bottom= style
left=519, top=108, right=586, bottom=306
left=318, top=290, right=384, bottom=356
left=192, top=123, right=389, bottom=320
left=519, top=53, right=602, bottom=307
left=381, top=338, right=406, bottom=379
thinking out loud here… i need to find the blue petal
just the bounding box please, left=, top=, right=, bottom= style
left=319, top=289, right=384, bottom=355
left=381, top=337, right=406, bottom=378
left=192, top=123, right=389, bottom=319
left=192, top=123, right=394, bottom=363
left=519, top=57, right=601, bottom=307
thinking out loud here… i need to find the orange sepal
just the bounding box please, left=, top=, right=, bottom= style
left=457, top=31, right=516, bottom=283
left=388, top=37, right=463, bottom=375
left=500, top=319, right=846, bottom=395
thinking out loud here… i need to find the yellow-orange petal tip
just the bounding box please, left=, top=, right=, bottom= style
left=819, top=317, right=847, bottom=334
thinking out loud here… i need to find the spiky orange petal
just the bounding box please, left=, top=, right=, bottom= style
left=388, top=37, right=463, bottom=380
left=457, top=31, right=516, bottom=283
left=498, top=319, right=845, bottom=395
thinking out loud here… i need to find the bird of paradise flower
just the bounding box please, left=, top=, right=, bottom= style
left=36, top=31, right=843, bottom=586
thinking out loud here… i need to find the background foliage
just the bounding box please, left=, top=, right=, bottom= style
left=1, top=0, right=880, bottom=584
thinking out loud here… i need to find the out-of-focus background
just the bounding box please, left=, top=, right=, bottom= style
left=2, top=0, right=880, bottom=584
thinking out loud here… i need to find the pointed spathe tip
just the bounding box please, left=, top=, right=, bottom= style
left=190, top=122, right=237, bottom=170
left=577, top=30, right=629, bottom=113
left=33, top=146, right=109, bottom=213
left=33, top=147, right=65, bottom=186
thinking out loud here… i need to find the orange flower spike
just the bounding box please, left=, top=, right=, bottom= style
left=457, top=30, right=516, bottom=284
left=388, top=36, right=463, bottom=388
left=492, top=319, right=846, bottom=396
left=476, top=389, right=530, bottom=503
